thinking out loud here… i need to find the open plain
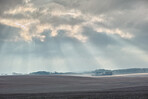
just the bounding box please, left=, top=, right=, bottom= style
left=0, top=74, right=148, bottom=99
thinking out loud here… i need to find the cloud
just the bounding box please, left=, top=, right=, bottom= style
left=0, top=0, right=135, bottom=43
left=0, top=24, right=20, bottom=41
left=0, top=0, right=24, bottom=14
left=0, top=0, right=148, bottom=73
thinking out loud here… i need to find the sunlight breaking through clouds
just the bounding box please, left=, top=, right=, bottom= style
left=0, top=0, right=148, bottom=74
left=0, top=0, right=134, bottom=42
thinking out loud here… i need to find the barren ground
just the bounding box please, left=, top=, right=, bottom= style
left=0, top=74, right=148, bottom=99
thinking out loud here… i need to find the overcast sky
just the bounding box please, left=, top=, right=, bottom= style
left=0, top=0, right=148, bottom=74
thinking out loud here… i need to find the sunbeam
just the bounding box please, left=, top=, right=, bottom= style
left=0, top=0, right=148, bottom=74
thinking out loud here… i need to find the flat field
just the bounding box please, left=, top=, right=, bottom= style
left=0, top=74, right=148, bottom=99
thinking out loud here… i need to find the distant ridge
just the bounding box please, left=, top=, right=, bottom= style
left=10, top=68, right=148, bottom=76
left=92, top=68, right=148, bottom=76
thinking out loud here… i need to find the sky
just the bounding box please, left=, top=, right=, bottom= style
left=0, top=0, right=148, bottom=74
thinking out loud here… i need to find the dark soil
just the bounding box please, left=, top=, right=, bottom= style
left=0, top=75, right=148, bottom=99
